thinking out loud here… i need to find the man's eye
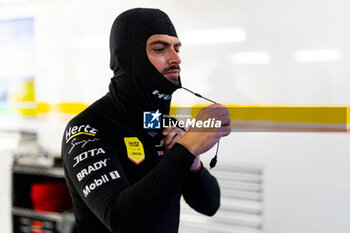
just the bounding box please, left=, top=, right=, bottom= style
left=154, top=48, right=164, bottom=52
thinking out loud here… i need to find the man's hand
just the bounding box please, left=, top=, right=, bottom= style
left=162, top=126, right=201, bottom=172
left=177, top=103, right=231, bottom=156
left=162, top=126, right=185, bottom=150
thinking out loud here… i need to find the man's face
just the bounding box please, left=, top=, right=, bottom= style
left=146, top=34, right=182, bottom=85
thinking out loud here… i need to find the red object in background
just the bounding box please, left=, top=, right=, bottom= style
left=31, top=230, right=43, bottom=233
left=30, top=181, right=72, bottom=212
left=31, top=220, right=43, bottom=228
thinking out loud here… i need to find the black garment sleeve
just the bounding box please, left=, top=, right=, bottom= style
left=62, top=131, right=195, bottom=233
left=182, top=165, right=221, bottom=216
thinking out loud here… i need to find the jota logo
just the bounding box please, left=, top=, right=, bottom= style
left=143, top=110, right=161, bottom=129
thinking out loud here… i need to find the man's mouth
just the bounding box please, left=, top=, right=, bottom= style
left=163, top=69, right=180, bottom=77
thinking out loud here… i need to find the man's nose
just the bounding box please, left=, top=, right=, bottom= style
left=168, top=49, right=181, bottom=65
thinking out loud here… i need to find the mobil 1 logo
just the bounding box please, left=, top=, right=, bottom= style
left=82, top=170, right=121, bottom=198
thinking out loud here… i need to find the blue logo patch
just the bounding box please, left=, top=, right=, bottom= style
left=143, top=110, right=161, bottom=129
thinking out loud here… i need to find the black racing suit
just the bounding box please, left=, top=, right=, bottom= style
left=61, top=8, right=221, bottom=233
left=61, top=94, right=220, bottom=233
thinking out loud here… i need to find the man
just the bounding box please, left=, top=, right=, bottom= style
left=61, top=8, right=231, bottom=233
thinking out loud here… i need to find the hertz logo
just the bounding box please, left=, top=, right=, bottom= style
left=66, top=124, right=98, bottom=143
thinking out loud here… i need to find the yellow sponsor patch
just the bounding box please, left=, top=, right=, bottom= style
left=124, top=137, right=145, bottom=165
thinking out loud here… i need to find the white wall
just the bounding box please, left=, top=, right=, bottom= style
left=205, top=132, right=350, bottom=233
left=0, top=132, right=19, bottom=233
left=1, top=0, right=350, bottom=232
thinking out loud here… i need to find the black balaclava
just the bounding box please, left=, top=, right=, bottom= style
left=108, top=8, right=181, bottom=139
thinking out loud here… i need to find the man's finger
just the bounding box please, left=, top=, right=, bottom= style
left=218, top=115, right=231, bottom=126
left=164, top=133, right=176, bottom=145
left=168, top=134, right=183, bottom=149
left=162, top=127, right=170, bottom=135
left=219, top=125, right=231, bottom=137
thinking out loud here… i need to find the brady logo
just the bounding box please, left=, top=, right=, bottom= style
left=76, top=159, right=109, bottom=182
left=65, top=124, right=98, bottom=143
left=143, top=110, right=161, bottom=129
left=152, top=90, right=171, bottom=100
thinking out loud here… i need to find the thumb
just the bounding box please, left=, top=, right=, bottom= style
left=162, top=127, right=169, bottom=135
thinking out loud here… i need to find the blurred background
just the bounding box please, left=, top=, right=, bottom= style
left=1, top=0, right=349, bottom=232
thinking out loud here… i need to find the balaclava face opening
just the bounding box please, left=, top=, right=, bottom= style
left=108, top=8, right=181, bottom=136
